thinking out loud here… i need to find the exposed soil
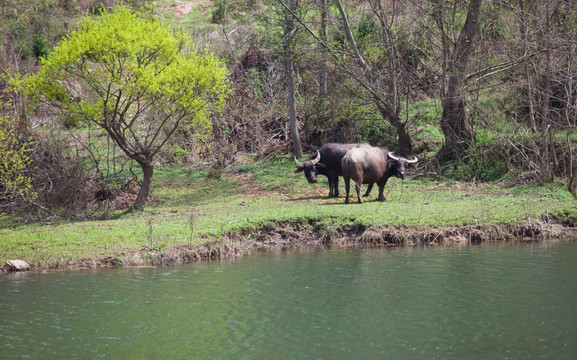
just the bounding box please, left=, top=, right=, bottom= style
left=4, top=216, right=577, bottom=273
left=156, top=0, right=213, bottom=18
left=226, top=171, right=283, bottom=199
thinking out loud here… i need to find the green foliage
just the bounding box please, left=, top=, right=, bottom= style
left=33, top=34, right=51, bottom=59
left=439, top=134, right=509, bottom=182
left=401, top=99, right=444, bottom=152
left=475, top=128, right=496, bottom=145
left=0, top=111, right=36, bottom=206
left=356, top=18, right=374, bottom=39
left=1, top=0, right=81, bottom=61
left=402, top=99, right=443, bottom=126
left=333, top=103, right=398, bottom=147
left=359, top=119, right=397, bottom=148
left=235, top=164, right=257, bottom=173
left=212, top=0, right=226, bottom=24
left=511, top=183, right=574, bottom=199
left=25, top=5, right=229, bottom=133
left=9, top=21, right=34, bottom=59
left=479, top=2, right=511, bottom=42
left=173, top=145, right=189, bottom=160
left=20, top=4, right=229, bottom=189
left=18, top=4, right=230, bottom=207
left=246, top=67, right=265, bottom=100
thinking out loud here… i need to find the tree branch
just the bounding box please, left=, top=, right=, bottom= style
left=465, top=49, right=546, bottom=86
left=334, top=0, right=369, bottom=72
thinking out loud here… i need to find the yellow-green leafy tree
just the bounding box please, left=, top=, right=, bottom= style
left=25, top=5, right=229, bottom=208
left=0, top=110, right=36, bottom=212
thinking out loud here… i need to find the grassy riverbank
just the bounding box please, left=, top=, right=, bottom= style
left=1, top=155, right=576, bottom=270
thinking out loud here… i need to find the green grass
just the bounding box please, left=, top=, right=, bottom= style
left=1, top=155, right=576, bottom=267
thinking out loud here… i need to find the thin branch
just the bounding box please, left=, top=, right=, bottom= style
left=465, top=49, right=546, bottom=86
left=334, top=0, right=369, bottom=72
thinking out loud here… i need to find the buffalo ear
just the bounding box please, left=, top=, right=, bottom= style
left=294, top=167, right=304, bottom=174
left=316, top=163, right=326, bottom=168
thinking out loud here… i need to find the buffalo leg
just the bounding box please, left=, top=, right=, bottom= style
left=363, top=183, right=373, bottom=197
left=377, top=184, right=387, bottom=201
left=328, top=181, right=335, bottom=198
left=343, top=176, right=351, bottom=204
left=356, top=180, right=363, bottom=204
left=328, top=175, right=339, bottom=198
left=377, top=178, right=390, bottom=201
left=333, top=176, right=340, bottom=197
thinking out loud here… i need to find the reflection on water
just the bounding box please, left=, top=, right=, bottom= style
left=1, top=242, right=576, bottom=359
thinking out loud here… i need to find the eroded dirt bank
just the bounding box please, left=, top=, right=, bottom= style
left=5, top=218, right=577, bottom=273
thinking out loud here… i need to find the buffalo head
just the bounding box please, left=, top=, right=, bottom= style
left=387, top=152, right=418, bottom=179
left=294, top=150, right=325, bottom=184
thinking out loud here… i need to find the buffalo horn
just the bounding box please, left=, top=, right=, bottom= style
left=294, top=156, right=304, bottom=168
left=407, top=156, right=419, bottom=164
left=388, top=152, right=401, bottom=161
left=311, top=150, right=321, bottom=165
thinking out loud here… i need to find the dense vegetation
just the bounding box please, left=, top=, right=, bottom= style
left=1, top=1, right=577, bottom=268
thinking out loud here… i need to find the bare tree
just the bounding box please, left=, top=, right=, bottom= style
left=278, top=0, right=415, bottom=155
left=284, top=0, right=303, bottom=157
left=333, top=0, right=414, bottom=155
left=319, top=0, right=328, bottom=96
left=564, top=31, right=577, bottom=195
left=506, top=0, right=574, bottom=186
left=431, top=0, right=483, bottom=161
left=334, top=0, right=414, bottom=155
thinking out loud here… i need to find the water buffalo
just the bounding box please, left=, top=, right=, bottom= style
left=294, top=143, right=371, bottom=197
left=341, top=147, right=418, bottom=204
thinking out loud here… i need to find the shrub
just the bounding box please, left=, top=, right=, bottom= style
left=212, top=0, right=226, bottom=24
left=33, top=34, right=51, bottom=59
left=0, top=115, right=36, bottom=213
left=439, top=138, right=509, bottom=182
left=26, top=132, right=100, bottom=218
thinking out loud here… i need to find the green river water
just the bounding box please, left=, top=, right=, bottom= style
left=1, top=242, right=576, bottom=359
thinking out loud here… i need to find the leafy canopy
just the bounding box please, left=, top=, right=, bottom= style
left=25, top=5, right=229, bottom=161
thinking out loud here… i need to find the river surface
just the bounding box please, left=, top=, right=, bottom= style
left=1, top=242, right=576, bottom=359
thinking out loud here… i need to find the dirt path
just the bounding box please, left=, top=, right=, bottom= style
left=223, top=171, right=292, bottom=199
left=157, top=0, right=213, bottom=18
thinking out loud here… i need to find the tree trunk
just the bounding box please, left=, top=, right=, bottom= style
left=538, top=2, right=553, bottom=184
left=568, top=162, right=577, bottom=198
left=565, top=43, right=576, bottom=195
left=519, top=0, right=538, bottom=133
left=319, top=0, right=328, bottom=96
left=133, top=160, right=154, bottom=209
left=395, top=122, right=413, bottom=157
left=567, top=134, right=577, bottom=197
left=439, top=89, right=469, bottom=160
left=436, top=0, right=482, bottom=161
left=288, top=60, right=302, bottom=157
left=376, top=103, right=412, bottom=156
left=285, top=0, right=302, bottom=157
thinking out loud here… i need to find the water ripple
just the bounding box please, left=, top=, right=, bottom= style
left=1, top=243, right=576, bottom=359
